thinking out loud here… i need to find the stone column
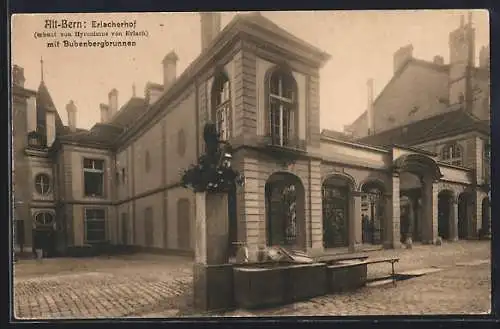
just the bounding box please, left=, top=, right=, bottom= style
left=193, top=192, right=234, bottom=312
left=387, top=174, right=401, bottom=249
left=406, top=197, right=415, bottom=241
left=349, top=192, right=362, bottom=252
left=382, top=194, right=393, bottom=248
left=421, top=178, right=438, bottom=244
left=449, top=198, right=459, bottom=242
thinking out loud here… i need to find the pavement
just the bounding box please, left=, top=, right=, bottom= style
left=13, top=240, right=491, bottom=319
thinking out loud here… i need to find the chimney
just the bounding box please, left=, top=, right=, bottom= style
left=162, top=51, right=179, bottom=89
left=200, top=12, right=222, bottom=51
left=144, top=82, right=164, bottom=105
left=100, top=103, right=110, bottom=123
left=479, top=45, right=490, bottom=68
left=12, top=65, right=26, bottom=87
left=108, top=88, right=118, bottom=118
left=433, top=55, right=445, bottom=65
left=393, top=44, right=414, bottom=74
left=66, top=100, right=77, bottom=132
left=367, top=79, right=375, bottom=135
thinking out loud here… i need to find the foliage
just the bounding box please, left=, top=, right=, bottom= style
left=180, top=122, right=245, bottom=194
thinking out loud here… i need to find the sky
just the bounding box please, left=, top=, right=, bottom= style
left=11, top=10, right=489, bottom=132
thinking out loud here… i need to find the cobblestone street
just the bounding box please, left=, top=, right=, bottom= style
left=13, top=241, right=491, bottom=319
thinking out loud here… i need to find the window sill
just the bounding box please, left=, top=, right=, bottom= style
left=260, top=136, right=307, bottom=152
left=84, top=194, right=106, bottom=199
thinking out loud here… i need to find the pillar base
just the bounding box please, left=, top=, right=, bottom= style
left=383, top=241, right=402, bottom=249
left=348, top=243, right=362, bottom=253
left=480, top=233, right=491, bottom=240
left=193, top=263, right=235, bottom=313
left=306, top=247, right=325, bottom=258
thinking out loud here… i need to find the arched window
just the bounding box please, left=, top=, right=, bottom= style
left=35, top=212, right=54, bottom=226
left=267, top=68, right=297, bottom=147
left=211, top=72, right=232, bottom=141
left=441, top=143, right=462, bottom=166
left=34, top=173, right=51, bottom=195
left=145, top=150, right=151, bottom=172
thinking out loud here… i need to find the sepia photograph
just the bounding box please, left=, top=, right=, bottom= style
left=10, top=10, right=491, bottom=319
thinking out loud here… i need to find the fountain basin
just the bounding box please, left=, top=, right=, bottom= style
left=326, top=260, right=368, bottom=293
left=233, top=262, right=327, bottom=309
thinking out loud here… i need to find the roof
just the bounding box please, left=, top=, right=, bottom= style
left=240, top=12, right=331, bottom=63
left=35, top=81, right=65, bottom=135
left=58, top=96, right=146, bottom=147
left=349, top=57, right=490, bottom=128
left=110, top=97, right=148, bottom=128
left=356, top=109, right=490, bottom=147
left=321, top=129, right=354, bottom=142
left=59, top=122, right=123, bottom=146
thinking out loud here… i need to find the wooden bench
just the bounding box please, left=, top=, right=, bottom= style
left=327, top=256, right=399, bottom=287
left=363, top=257, right=400, bottom=285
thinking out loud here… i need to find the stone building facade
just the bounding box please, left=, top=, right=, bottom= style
left=11, top=12, right=490, bottom=257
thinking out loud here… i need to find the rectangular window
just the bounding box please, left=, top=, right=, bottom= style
left=144, top=207, right=154, bottom=247
left=84, top=158, right=105, bottom=197
left=84, top=208, right=106, bottom=243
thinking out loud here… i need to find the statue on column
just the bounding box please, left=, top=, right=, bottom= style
left=181, top=122, right=245, bottom=194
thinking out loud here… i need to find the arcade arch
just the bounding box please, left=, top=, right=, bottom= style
left=359, top=180, right=386, bottom=245
left=437, top=190, right=455, bottom=240
left=321, top=174, right=355, bottom=249
left=393, top=154, right=442, bottom=244
left=265, top=172, right=306, bottom=250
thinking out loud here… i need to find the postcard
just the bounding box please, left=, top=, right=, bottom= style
left=10, top=10, right=491, bottom=319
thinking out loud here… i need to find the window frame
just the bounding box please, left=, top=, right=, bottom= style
left=440, top=143, right=463, bottom=166
left=265, top=67, right=298, bottom=147
left=34, top=173, right=51, bottom=195
left=34, top=212, right=54, bottom=226
left=84, top=208, right=106, bottom=244
left=211, top=71, right=232, bottom=142
left=83, top=158, right=105, bottom=197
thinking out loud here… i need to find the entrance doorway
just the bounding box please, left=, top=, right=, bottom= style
left=322, top=176, right=352, bottom=249
left=360, top=181, right=385, bottom=245
left=33, top=212, right=56, bottom=257
left=438, top=191, right=454, bottom=240
left=458, top=193, right=471, bottom=239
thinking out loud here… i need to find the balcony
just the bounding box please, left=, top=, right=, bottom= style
left=27, top=131, right=47, bottom=149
